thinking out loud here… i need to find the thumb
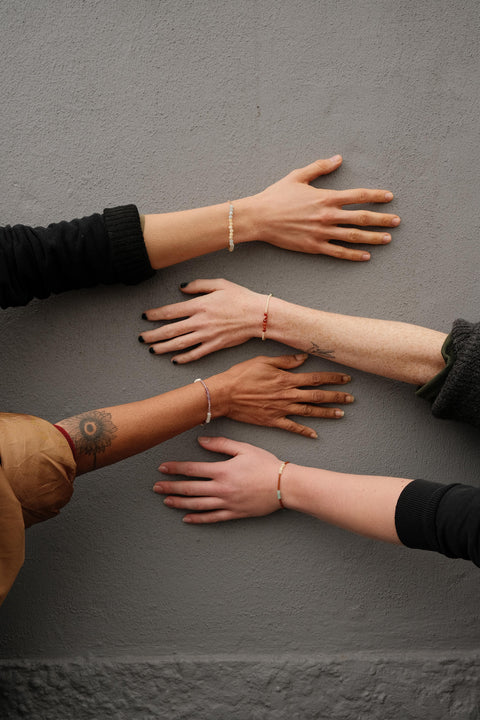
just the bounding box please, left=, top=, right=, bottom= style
left=267, top=353, right=309, bottom=370
left=180, top=278, right=225, bottom=295
left=197, top=435, right=246, bottom=457
left=294, top=155, right=342, bottom=183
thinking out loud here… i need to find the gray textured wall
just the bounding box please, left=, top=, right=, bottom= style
left=1, top=0, right=480, bottom=718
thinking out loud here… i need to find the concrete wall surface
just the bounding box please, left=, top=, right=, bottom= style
left=0, top=0, right=479, bottom=718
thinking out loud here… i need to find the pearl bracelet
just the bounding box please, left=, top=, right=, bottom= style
left=194, top=378, right=212, bottom=424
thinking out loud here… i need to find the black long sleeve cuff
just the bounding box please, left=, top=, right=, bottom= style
left=0, top=204, right=154, bottom=308
left=396, top=479, right=480, bottom=567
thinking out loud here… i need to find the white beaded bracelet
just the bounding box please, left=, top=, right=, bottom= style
left=194, top=378, right=212, bottom=424
left=228, top=202, right=234, bottom=252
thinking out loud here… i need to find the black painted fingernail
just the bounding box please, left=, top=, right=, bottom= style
left=171, top=359, right=178, bottom=365
left=141, top=312, right=148, bottom=320
left=180, top=282, right=188, bottom=288
left=138, top=335, right=145, bottom=344
left=149, top=347, right=156, bottom=354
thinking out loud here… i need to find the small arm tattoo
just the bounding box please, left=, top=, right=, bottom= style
left=58, top=410, right=118, bottom=470
left=307, top=342, right=336, bottom=360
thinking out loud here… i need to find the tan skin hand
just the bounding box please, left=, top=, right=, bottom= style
left=154, top=436, right=282, bottom=524
left=207, top=354, right=353, bottom=439
left=249, top=155, right=400, bottom=261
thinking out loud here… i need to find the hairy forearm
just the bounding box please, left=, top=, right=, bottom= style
left=266, top=298, right=446, bottom=385
left=56, top=379, right=224, bottom=475
left=143, top=197, right=257, bottom=269
left=281, top=464, right=413, bottom=544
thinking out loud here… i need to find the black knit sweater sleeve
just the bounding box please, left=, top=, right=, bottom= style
left=395, top=479, right=480, bottom=567
left=0, top=204, right=154, bottom=309
left=417, top=319, right=480, bottom=427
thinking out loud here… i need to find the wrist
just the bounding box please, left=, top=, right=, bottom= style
left=280, top=463, right=320, bottom=512
left=232, top=195, right=263, bottom=245
left=204, top=372, right=232, bottom=419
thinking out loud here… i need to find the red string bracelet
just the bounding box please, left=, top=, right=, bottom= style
left=262, top=293, right=273, bottom=340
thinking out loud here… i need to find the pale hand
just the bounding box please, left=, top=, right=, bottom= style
left=140, top=279, right=261, bottom=363
left=155, top=436, right=282, bottom=523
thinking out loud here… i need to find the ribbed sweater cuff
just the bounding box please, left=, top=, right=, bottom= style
left=103, top=205, right=154, bottom=285
left=395, top=479, right=453, bottom=552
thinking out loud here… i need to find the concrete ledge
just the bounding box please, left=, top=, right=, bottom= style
left=1, top=653, right=480, bottom=719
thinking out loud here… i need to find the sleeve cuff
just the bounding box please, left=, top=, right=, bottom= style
left=395, top=479, right=454, bottom=552
left=416, top=334, right=455, bottom=404
left=103, top=205, right=155, bottom=285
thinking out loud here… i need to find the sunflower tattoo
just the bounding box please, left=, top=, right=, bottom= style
left=60, top=410, right=118, bottom=470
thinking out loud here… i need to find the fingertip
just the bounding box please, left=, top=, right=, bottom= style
left=180, top=282, right=189, bottom=289
left=158, top=464, right=169, bottom=473
left=330, top=154, right=342, bottom=164
left=384, top=192, right=394, bottom=201
left=342, top=375, right=351, bottom=383
left=149, top=347, right=156, bottom=355
left=183, top=516, right=193, bottom=523
left=309, top=430, right=318, bottom=439
left=361, top=253, right=371, bottom=261
left=198, top=436, right=211, bottom=445
left=294, top=353, right=308, bottom=361
left=141, top=312, right=148, bottom=320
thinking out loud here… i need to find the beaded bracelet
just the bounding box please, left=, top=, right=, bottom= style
left=277, top=460, right=289, bottom=509
left=262, top=293, right=273, bottom=340
left=194, top=378, right=212, bottom=424
left=228, top=202, right=234, bottom=252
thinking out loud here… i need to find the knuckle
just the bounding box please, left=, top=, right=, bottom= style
left=329, top=245, right=346, bottom=259
left=348, top=229, right=362, bottom=243
left=358, top=212, right=369, bottom=225
left=312, top=390, right=325, bottom=402
left=357, top=190, right=368, bottom=204
left=302, top=404, right=314, bottom=416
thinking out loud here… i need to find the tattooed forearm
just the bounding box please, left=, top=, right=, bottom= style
left=307, top=342, right=336, bottom=360
left=58, top=410, right=118, bottom=470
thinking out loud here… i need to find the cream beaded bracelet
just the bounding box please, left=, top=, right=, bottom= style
left=277, top=460, right=289, bottom=509
left=194, top=378, right=212, bottom=424
left=228, top=202, right=234, bottom=252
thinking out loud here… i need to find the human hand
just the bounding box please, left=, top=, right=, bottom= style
left=154, top=436, right=282, bottom=523
left=249, top=155, right=400, bottom=261
left=140, top=279, right=261, bottom=363
left=206, top=353, right=353, bottom=438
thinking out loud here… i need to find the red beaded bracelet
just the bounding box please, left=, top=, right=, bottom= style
left=262, top=293, right=273, bottom=341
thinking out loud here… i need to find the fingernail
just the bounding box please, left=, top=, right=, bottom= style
left=391, top=216, right=401, bottom=226
left=138, top=335, right=145, bottom=343
left=362, top=253, right=370, bottom=261
left=335, top=409, right=344, bottom=418
left=159, top=465, right=168, bottom=473
left=342, top=375, right=351, bottom=383
left=345, top=395, right=355, bottom=403
left=295, top=353, right=308, bottom=360
left=310, top=430, right=318, bottom=439
left=385, top=192, right=393, bottom=201
left=200, top=437, right=210, bottom=444
left=183, top=517, right=192, bottom=523
left=331, top=154, right=342, bottom=162
left=382, top=234, right=391, bottom=244
left=141, top=312, right=148, bottom=320
left=149, top=347, right=156, bottom=354
left=164, top=498, right=173, bottom=506
left=180, top=282, right=188, bottom=288
left=171, top=359, right=178, bottom=365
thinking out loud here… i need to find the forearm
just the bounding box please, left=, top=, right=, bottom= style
left=267, top=298, right=447, bottom=385
left=143, top=197, right=258, bottom=269
left=281, top=463, right=413, bottom=544
left=56, top=376, right=225, bottom=475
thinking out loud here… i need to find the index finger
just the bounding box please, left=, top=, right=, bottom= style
left=157, top=460, right=220, bottom=478
left=143, top=297, right=201, bottom=322
left=330, top=188, right=394, bottom=206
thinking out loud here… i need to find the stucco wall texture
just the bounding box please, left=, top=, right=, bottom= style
left=0, top=0, right=479, bottom=717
